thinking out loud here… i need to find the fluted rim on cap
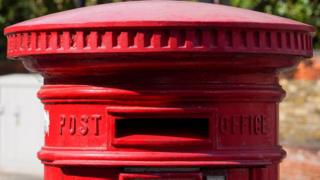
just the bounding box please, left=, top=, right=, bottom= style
left=5, top=1, right=314, bottom=59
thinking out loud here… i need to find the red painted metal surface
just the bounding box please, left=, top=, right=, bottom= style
left=4, top=1, right=313, bottom=180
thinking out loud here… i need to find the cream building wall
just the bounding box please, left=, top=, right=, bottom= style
left=0, top=74, right=43, bottom=177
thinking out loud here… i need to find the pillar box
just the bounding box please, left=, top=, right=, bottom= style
left=4, top=1, right=313, bottom=180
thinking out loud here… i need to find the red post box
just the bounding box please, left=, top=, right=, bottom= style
left=4, top=1, right=314, bottom=180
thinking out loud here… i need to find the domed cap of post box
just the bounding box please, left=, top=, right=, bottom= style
left=5, top=0, right=314, bottom=59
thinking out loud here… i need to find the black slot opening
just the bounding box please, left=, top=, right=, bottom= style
left=115, top=118, right=209, bottom=140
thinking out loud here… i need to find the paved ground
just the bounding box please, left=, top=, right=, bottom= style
left=280, top=147, right=320, bottom=180
left=0, top=172, right=42, bottom=180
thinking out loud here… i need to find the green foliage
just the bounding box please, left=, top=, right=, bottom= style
left=0, top=0, right=78, bottom=60
left=0, top=0, right=319, bottom=60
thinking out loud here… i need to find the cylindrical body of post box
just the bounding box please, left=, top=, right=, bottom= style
left=4, top=1, right=314, bottom=180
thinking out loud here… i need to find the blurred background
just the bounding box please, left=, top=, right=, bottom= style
left=0, top=0, right=319, bottom=179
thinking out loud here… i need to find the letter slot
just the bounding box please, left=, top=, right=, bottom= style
left=112, top=118, right=211, bottom=147
left=119, top=172, right=202, bottom=180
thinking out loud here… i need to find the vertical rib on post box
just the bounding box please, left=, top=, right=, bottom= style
left=4, top=1, right=314, bottom=180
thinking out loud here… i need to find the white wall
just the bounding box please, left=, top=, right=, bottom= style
left=0, top=74, right=44, bottom=176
